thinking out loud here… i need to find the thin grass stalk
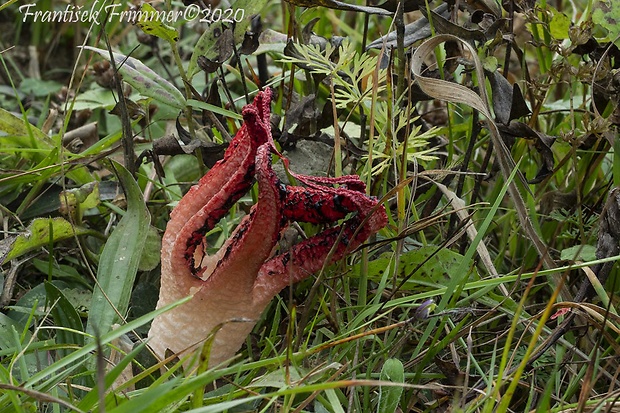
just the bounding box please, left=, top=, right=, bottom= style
left=330, top=78, right=343, bottom=177
left=495, top=275, right=565, bottom=411
left=482, top=264, right=539, bottom=412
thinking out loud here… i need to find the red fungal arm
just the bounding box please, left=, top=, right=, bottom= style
left=253, top=179, right=387, bottom=303
left=169, top=91, right=273, bottom=278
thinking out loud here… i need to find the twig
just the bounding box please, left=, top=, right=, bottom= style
left=0, top=255, right=35, bottom=307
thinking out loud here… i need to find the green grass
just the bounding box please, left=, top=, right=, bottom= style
left=1, top=0, right=620, bottom=411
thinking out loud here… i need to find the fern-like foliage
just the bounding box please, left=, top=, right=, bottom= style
left=369, top=102, right=438, bottom=175
left=280, top=39, right=438, bottom=174
left=280, top=39, right=386, bottom=108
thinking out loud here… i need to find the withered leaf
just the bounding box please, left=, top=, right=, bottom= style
left=376, top=0, right=424, bottom=13
left=588, top=187, right=620, bottom=292
left=510, top=84, right=530, bottom=121
left=284, top=94, right=319, bottom=137
left=487, top=71, right=531, bottom=125
left=197, top=26, right=234, bottom=74
left=498, top=121, right=554, bottom=184
left=283, top=41, right=306, bottom=64
left=283, top=0, right=392, bottom=15
left=62, top=122, right=99, bottom=153
left=366, top=3, right=449, bottom=50
left=205, top=81, right=222, bottom=108
left=464, top=0, right=502, bottom=17
left=197, top=56, right=221, bottom=74
left=302, top=18, right=320, bottom=44
left=419, top=6, right=486, bottom=42
left=598, top=187, right=620, bottom=259
left=503, top=0, right=535, bottom=13
left=175, top=116, right=192, bottom=145
left=434, top=356, right=465, bottom=387
left=152, top=135, right=227, bottom=166
left=110, top=99, right=146, bottom=120
left=202, top=81, right=226, bottom=127
left=239, top=31, right=260, bottom=55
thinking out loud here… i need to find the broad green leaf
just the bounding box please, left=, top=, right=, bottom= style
left=80, top=46, right=186, bottom=110
left=0, top=107, right=54, bottom=146
left=549, top=8, right=570, bottom=40
left=44, top=282, right=84, bottom=358
left=593, top=0, right=620, bottom=44
left=71, top=88, right=126, bottom=111
left=61, top=287, right=92, bottom=309
left=7, top=282, right=52, bottom=326
left=0, top=108, right=55, bottom=158
left=0, top=218, right=89, bottom=264
left=0, top=312, right=28, bottom=351
left=248, top=363, right=342, bottom=389
left=187, top=0, right=269, bottom=79
left=86, top=161, right=150, bottom=340
left=378, top=358, right=404, bottom=413
left=136, top=3, right=179, bottom=44
left=0, top=146, right=60, bottom=188
left=19, top=78, right=63, bottom=97
left=324, top=389, right=345, bottom=413
left=106, top=377, right=181, bottom=413
left=560, top=245, right=597, bottom=262
left=482, top=55, right=498, bottom=72
left=138, top=226, right=162, bottom=271
left=249, top=366, right=304, bottom=388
